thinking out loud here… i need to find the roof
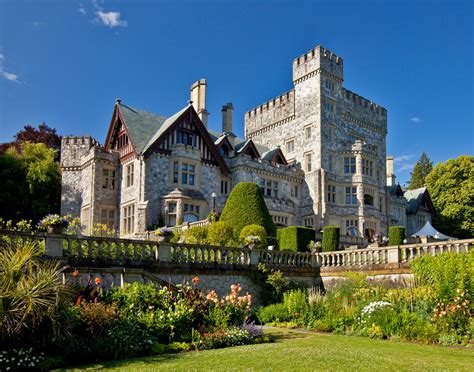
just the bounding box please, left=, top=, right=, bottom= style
left=117, top=103, right=167, bottom=153
left=142, top=105, right=189, bottom=153
left=388, top=184, right=404, bottom=197
left=404, top=187, right=427, bottom=214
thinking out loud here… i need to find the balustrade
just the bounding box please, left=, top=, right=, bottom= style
left=1, top=230, right=472, bottom=271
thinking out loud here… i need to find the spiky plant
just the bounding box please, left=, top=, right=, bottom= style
left=0, top=241, right=75, bottom=347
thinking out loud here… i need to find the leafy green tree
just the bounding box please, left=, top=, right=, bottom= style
left=0, top=142, right=61, bottom=222
left=409, top=152, right=433, bottom=189
left=220, top=182, right=276, bottom=237
left=426, top=155, right=473, bottom=238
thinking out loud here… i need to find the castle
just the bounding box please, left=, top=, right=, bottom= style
left=60, top=45, right=435, bottom=240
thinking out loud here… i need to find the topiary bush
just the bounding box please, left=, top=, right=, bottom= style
left=277, top=226, right=316, bottom=252
left=239, top=224, right=267, bottom=248
left=322, top=226, right=340, bottom=251
left=219, top=182, right=276, bottom=237
left=208, top=221, right=235, bottom=246
left=388, top=226, right=405, bottom=246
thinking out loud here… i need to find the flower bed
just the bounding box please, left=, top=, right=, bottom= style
left=0, top=241, right=264, bottom=371
left=257, top=252, right=473, bottom=346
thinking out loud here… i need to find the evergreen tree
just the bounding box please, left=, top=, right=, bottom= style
left=409, top=152, right=433, bottom=189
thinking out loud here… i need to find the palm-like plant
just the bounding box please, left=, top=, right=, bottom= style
left=0, top=241, right=74, bottom=346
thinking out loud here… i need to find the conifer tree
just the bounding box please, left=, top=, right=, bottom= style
left=409, top=152, right=433, bottom=189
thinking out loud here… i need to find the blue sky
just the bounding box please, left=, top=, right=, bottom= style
left=0, top=0, right=472, bottom=184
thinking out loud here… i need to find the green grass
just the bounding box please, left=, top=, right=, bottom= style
left=60, top=328, right=473, bottom=371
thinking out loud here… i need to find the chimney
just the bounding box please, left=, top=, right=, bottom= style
left=190, top=79, right=209, bottom=127
left=222, top=103, right=234, bottom=133
left=386, top=156, right=396, bottom=186
left=222, top=103, right=235, bottom=146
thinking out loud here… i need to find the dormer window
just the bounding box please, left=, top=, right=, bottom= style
left=219, top=146, right=230, bottom=156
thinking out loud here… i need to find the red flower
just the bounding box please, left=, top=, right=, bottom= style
left=94, top=277, right=102, bottom=286
left=192, top=276, right=200, bottom=285
left=71, top=269, right=80, bottom=277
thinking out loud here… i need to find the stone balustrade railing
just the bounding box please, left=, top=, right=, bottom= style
left=170, top=219, right=210, bottom=233
left=0, top=230, right=472, bottom=271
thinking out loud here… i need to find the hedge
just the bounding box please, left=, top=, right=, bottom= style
left=388, top=226, right=405, bottom=246
left=277, top=226, right=316, bottom=252
left=219, top=182, right=276, bottom=236
left=322, top=226, right=340, bottom=252
left=240, top=224, right=268, bottom=248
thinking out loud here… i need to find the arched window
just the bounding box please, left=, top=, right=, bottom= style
left=347, top=227, right=358, bottom=237
left=183, top=213, right=198, bottom=223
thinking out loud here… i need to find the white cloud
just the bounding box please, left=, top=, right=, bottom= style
left=410, top=117, right=422, bottom=124
left=95, top=10, right=127, bottom=28
left=397, top=163, right=415, bottom=172
left=78, top=6, right=86, bottom=15
left=0, top=52, right=20, bottom=83
left=393, top=154, right=414, bottom=163
left=32, top=21, right=44, bottom=26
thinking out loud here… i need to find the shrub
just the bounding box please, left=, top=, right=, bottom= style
left=322, top=226, right=340, bottom=251
left=220, top=182, right=276, bottom=237
left=277, top=226, right=315, bottom=252
left=182, top=225, right=209, bottom=244
left=388, top=226, right=405, bottom=246
left=283, top=289, right=308, bottom=320
left=410, top=251, right=473, bottom=301
left=257, top=303, right=291, bottom=323
left=240, top=224, right=267, bottom=248
left=79, top=302, right=119, bottom=338
left=208, top=221, right=235, bottom=246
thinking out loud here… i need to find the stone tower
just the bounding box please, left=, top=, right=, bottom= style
left=245, top=45, right=388, bottom=238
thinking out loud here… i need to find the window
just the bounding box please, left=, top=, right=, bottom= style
left=303, top=217, right=314, bottom=227
left=291, top=185, right=299, bottom=198
left=183, top=204, right=200, bottom=215
left=81, top=206, right=90, bottom=233
left=327, top=184, right=336, bottom=203
left=324, top=102, right=334, bottom=112
left=364, top=194, right=374, bottom=206
left=304, top=126, right=312, bottom=140
left=345, top=220, right=359, bottom=236
left=362, top=159, right=373, bottom=176
left=100, top=208, right=115, bottom=230
left=273, top=215, right=288, bottom=225
left=417, top=214, right=426, bottom=229
left=379, top=197, right=383, bottom=212
left=325, top=80, right=335, bottom=91
left=345, top=186, right=358, bottom=205
left=126, top=163, right=134, bottom=187
left=221, top=180, right=229, bottom=195
left=328, top=154, right=333, bottom=172
left=102, top=169, right=116, bottom=190
left=122, top=204, right=135, bottom=235
left=305, top=153, right=312, bottom=172
left=259, top=178, right=278, bottom=198
left=117, top=133, right=129, bottom=149
left=286, top=139, right=295, bottom=153
left=173, top=161, right=196, bottom=186
left=177, top=130, right=194, bottom=146
left=344, top=157, right=356, bottom=174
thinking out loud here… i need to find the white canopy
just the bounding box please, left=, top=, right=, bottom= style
left=411, top=221, right=457, bottom=240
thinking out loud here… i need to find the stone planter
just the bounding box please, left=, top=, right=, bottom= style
left=47, top=225, right=65, bottom=235
left=157, top=235, right=171, bottom=243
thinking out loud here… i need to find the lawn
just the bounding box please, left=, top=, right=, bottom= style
left=61, top=327, right=473, bottom=371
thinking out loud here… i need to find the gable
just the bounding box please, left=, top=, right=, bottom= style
left=236, top=139, right=260, bottom=159
left=262, top=148, right=288, bottom=166
left=144, top=106, right=231, bottom=175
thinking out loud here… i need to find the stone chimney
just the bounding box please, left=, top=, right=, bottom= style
left=222, top=103, right=235, bottom=146
left=386, top=156, right=396, bottom=186
left=190, top=79, right=209, bottom=127
left=222, top=103, right=234, bottom=133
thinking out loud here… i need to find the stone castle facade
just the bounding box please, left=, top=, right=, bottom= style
left=60, top=44, right=433, bottom=240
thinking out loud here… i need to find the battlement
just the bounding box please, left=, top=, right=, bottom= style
left=60, top=136, right=102, bottom=168
left=293, top=45, right=343, bottom=83
left=245, top=89, right=295, bottom=118
left=61, top=135, right=102, bottom=148
left=342, top=88, right=387, bottom=117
